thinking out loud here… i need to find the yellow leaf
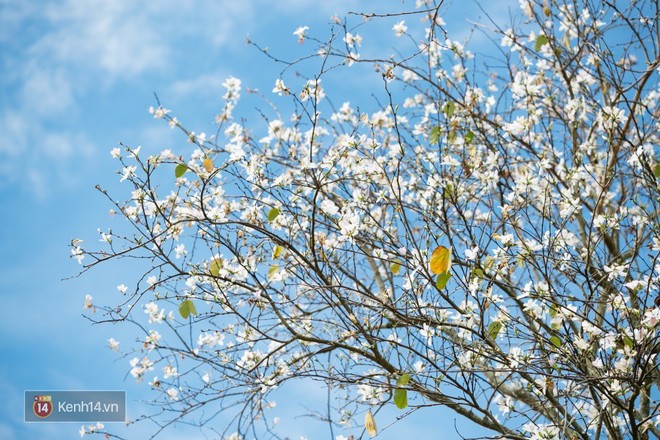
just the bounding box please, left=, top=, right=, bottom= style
left=209, top=258, right=223, bottom=277
left=429, top=246, right=451, bottom=274
left=203, top=157, right=214, bottom=173
left=273, top=245, right=283, bottom=259
left=268, top=265, right=279, bottom=281
left=365, top=410, right=377, bottom=437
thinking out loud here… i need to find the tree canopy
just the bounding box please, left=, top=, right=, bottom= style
left=73, top=0, right=660, bottom=438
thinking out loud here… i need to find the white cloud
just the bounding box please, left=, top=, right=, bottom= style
left=44, top=130, right=93, bottom=160
left=0, top=0, right=261, bottom=195
left=38, top=0, right=169, bottom=76
left=168, top=73, right=227, bottom=100
left=0, top=113, right=29, bottom=157
left=0, top=1, right=38, bottom=45
left=254, top=0, right=362, bottom=16
left=19, top=66, right=75, bottom=116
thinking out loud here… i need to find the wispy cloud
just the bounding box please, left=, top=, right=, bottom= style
left=167, top=73, right=228, bottom=101
left=37, top=0, right=169, bottom=77
left=0, top=0, right=260, bottom=196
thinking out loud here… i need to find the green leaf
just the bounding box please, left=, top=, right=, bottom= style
left=178, top=299, right=198, bottom=319
left=654, top=163, right=660, bottom=178
left=178, top=301, right=190, bottom=319
left=443, top=101, right=456, bottom=118
left=436, top=272, right=451, bottom=290
left=465, top=131, right=475, bottom=144
left=188, top=301, right=198, bottom=316
left=549, top=303, right=557, bottom=319
left=442, top=183, right=454, bottom=198
left=623, top=335, right=634, bottom=350
left=209, top=258, right=223, bottom=277
left=268, top=265, right=279, bottom=281
left=488, top=321, right=502, bottom=339
left=267, top=208, right=280, bottom=222
left=549, top=335, right=562, bottom=348
left=470, top=268, right=484, bottom=279
left=175, top=164, right=188, bottom=178
left=393, top=388, right=408, bottom=409
left=390, top=260, right=401, bottom=275
left=535, top=34, right=549, bottom=51
left=396, top=373, right=411, bottom=387
left=447, top=130, right=457, bottom=144
left=430, top=126, right=442, bottom=144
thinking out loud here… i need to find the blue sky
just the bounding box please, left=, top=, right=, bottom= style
left=0, top=0, right=517, bottom=438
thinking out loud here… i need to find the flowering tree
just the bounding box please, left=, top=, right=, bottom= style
left=73, top=0, right=660, bottom=438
